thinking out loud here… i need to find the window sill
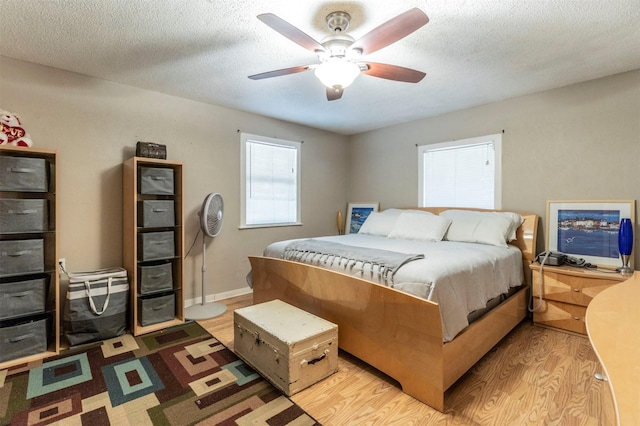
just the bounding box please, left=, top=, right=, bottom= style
left=238, top=222, right=303, bottom=230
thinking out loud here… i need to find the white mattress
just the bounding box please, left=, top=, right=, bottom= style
left=264, top=234, right=524, bottom=342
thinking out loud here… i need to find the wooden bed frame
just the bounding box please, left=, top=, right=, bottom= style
left=250, top=208, right=538, bottom=411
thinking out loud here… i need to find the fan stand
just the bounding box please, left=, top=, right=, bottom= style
left=185, top=234, right=227, bottom=320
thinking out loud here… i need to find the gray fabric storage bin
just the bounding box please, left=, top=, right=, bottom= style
left=0, top=277, right=48, bottom=320
left=0, top=157, right=48, bottom=192
left=0, top=199, right=48, bottom=233
left=0, top=317, right=48, bottom=363
left=138, top=231, right=175, bottom=261
left=138, top=200, right=175, bottom=228
left=0, top=239, right=44, bottom=277
left=63, top=267, right=129, bottom=346
left=139, top=167, right=174, bottom=195
left=138, top=263, right=173, bottom=294
left=138, top=293, right=175, bottom=326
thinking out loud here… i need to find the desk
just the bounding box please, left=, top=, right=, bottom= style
left=586, top=272, right=640, bottom=425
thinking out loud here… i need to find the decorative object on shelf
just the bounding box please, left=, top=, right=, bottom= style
left=547, top=200, right=635, bottom=269
left=346, top=202, right=379, bottom=234
left=135, top=141, right=167, bottom=159
left=185, top=193, right=227, bottom=320
left=0, top=109, right=33, bottom=147
left=617, top=218, right=634, bottom=276
left=337, top=210, right=344, bottom=235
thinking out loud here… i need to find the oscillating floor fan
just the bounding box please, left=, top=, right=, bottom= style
left=185, top=192, right=227, bottom=320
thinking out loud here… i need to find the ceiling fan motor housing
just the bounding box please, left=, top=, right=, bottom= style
left=318, top=34, right=357, bottom=60
left=326, top=11, right=351, bottom=33
left=319, top=11, right=361, bottom=60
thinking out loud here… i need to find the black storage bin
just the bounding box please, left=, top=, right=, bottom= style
left=138, top=293, right=175, bottom=326
left=0, top=239, right=44, bottom=277
left=0, top=157, right=48, bottom=192
left=137, top=200, right=175, bottom=228
left=138, top=231, right=175, bottom=261
left=138, top=262, right=173, bottom=294
left=139, top=167, right=174, bottom=195
left=0, top=316, right=48, bottom=363
left=0, top=199, right=48, bottom=233
left=0, top=277, right=48, bottom=320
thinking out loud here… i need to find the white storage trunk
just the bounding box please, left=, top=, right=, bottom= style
left=234, top=299, right=338, bottom=396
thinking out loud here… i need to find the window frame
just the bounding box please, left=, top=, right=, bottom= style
left=240, top=132, right=302, bottom=229
left=418, top=133, right=502, bottom=209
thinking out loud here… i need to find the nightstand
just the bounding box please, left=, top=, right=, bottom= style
left=529, top=263, right=627, bottom=335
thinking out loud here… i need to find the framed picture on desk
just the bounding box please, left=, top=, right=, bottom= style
left=547, top=200, right=635, bottom=268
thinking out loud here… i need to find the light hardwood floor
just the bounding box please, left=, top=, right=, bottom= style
left=198, top=294, right=616, bottom=425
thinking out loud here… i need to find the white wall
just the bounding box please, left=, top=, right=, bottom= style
left=0, top=56, right=350, bottom=301
left=349, top=70, right=640, bottom=265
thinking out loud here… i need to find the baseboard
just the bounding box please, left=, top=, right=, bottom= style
left=184, top=287, right=253, bottom=307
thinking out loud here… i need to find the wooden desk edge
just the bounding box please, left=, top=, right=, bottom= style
left=586, top=272, right=640, bottom=426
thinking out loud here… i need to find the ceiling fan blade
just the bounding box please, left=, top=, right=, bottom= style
left=362, top=62, right=426, bottom=83
left=326, top=87, right=343, bottom=101
left=351, top=8, right=428, bottom=56
left=258, top=13, right=325, bottom=53
left=248, top=65, right=311, bottom=80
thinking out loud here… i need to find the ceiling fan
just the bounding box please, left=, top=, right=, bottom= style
left=248, top=8, right=429, bottom=101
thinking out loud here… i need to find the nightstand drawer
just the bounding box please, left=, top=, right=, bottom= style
left=531, top=269, right=622, bottom=307
left=533, top=299, right=587, bottom=335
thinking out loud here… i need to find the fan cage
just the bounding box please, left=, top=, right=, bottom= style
left=201, top=193, right=223, bottom=238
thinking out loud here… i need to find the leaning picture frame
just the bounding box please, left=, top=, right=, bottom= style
left=546, top=200, right=635, bottom=268
left=346, top=202, right=380, bottom=234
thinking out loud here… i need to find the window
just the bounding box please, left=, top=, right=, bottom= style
left=418, top=133, right=502, bottom=209
left=240, top=133, right=301, bottom=228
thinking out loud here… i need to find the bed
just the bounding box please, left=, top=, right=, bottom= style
left=249, top=207, right=538, bottom=411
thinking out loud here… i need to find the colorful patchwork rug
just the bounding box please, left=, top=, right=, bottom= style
left=0, top=322, right=320, bottom=425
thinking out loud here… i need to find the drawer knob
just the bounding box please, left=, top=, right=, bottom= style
left=573, top=316, right=580, bottom=320
left=573, top=288, right=580, bottom=292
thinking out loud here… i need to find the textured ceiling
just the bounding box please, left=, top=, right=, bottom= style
left=1, top=0, right=639, bottom=135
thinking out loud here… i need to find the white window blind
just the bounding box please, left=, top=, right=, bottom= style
left=240, top=133, right=301, bottom=227
left=418, top=134, right=502, bottom=209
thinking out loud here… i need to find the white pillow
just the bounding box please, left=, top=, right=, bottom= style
left=358, top=212, right=399, bottom=236
left=388, top=211, right=452, bottom=241
left=441, top=210, right=524, bottom=242
left=379, top=208, right=405, bottom=216
left=381, top=208, right=434, bottom=217
left=360, top=209, right=436, bottom=237
left=405, top=209, right=435, bottom=216
left=441, top=210, right=515, bottom=247
left=501, top=212, right=525, bottom=241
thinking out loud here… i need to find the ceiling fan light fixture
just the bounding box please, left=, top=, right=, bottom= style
left=251, top=9, right=429, bottom=100
left=314, top=58, right=360, bottom=89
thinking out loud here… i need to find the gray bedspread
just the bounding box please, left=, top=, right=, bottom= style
left=283, top=239, right=424, bottom=285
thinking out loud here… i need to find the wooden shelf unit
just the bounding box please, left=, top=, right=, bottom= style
left=123, top=156, right=184, bottom=336
left=529, top=263, right=626, bottom=335
left=0, top=145, right=59, bottom=369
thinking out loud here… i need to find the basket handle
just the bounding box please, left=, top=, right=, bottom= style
left=85, top=277, right=112, bottom=315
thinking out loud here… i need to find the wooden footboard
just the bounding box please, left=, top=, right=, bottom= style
left=250, top=256, right=448, bottom=410
left=249, top=210, right=538, bottom=411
